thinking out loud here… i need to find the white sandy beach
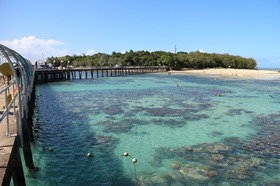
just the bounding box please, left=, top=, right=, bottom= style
left=169, top=68, right=280, bottom=79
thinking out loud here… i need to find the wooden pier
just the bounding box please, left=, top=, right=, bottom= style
left=34, top=66, right=168, bottom=83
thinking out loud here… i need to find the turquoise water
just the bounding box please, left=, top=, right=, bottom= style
left=25, top=73, right=280, bottom=185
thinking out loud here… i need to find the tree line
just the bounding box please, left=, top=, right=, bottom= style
left=46, top=50, right=257, bottom=69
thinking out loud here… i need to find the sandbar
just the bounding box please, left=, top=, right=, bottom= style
left=169, top=68, right=280, bottom=79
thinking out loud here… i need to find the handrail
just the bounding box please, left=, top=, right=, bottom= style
left=0, top=79, right=18, bottom=136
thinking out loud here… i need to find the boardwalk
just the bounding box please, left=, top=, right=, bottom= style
left=0, top=83, right=18, bottom=183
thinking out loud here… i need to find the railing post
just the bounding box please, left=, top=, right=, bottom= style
left=4, top=88, right=10, bottom=136
left=16, top=110, right=23, bottom=147
left=12, top=83, right=16, bottom=116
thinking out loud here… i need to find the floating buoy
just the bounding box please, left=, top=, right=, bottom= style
left=132, top=158, right=138, bottom=180
left=87, top=153, right=93, bottom=157
left=122, top=152, right=138, bottom=179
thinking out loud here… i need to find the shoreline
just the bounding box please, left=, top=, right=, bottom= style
left=169, top=68, right=280, bottom=79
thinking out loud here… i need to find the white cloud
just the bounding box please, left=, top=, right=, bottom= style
left=198, top=49, right=204, bottom=53
left=85, top=49, right=95, bottom=56
left=0, top=36, right=66, bottom=62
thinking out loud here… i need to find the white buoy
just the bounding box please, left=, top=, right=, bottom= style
left=132, top=158, right=138, bottom=180
left=123, top=152, right=129, bottom=156
left=87, top=153, right=93, bottom=157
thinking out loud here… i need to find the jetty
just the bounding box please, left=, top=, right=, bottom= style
left=34, top=66, right=167, bottom=83
left=0, top=44, right=168, bottom=185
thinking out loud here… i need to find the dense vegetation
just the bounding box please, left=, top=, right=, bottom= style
left=46, top=50, right=257, bottom=69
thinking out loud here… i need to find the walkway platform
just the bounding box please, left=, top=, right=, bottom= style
left=0, top=84, right=18, bottom=184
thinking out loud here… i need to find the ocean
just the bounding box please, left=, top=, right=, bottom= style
left=24, top=72, right=280, bottom=185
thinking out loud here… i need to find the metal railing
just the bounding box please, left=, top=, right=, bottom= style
left=0, top=44, right=35, bottom=142
left=0, top=79, right=18, bottom=136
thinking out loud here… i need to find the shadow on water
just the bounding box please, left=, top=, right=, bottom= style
left=30, top=81, right=135, bottom=185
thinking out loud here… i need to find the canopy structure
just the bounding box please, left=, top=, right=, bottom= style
left=0, top=44, right=34, bottom=96
left=0, top=44, right=35, bottom=136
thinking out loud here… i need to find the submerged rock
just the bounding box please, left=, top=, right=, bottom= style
left=171, top=162, right=181, bottom=170
left=154, top=139, right=278, bottom=185
left=172, top=163, right=217, bottom=181
left=192, top=142, right=233, bottom=154
left=210, top=153, right=225, bottom=167
left=236, top=155, right=265, bottom=168
left=137, top=173, right=175, bottom=186
left=103, top=105, right=124, bottom=115
left=205, top=142, right=233, bottom=153
left=243, top=113, right=280, bottom=157
left=223, top=166, right=250, bottom=180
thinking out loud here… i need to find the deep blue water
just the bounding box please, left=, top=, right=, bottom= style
left=24, top=73, right=280, bottom=185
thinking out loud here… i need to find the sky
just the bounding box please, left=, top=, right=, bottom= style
left=0, top=0, right=279, bottom=68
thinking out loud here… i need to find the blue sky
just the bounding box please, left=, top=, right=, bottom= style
left=1, top=0, right=279, bottom=68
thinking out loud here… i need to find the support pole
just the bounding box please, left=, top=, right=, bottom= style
left=21, top=112, right=34, bottom=170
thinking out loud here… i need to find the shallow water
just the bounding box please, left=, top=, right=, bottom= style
left=25, top=73, right=280, bottom=185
